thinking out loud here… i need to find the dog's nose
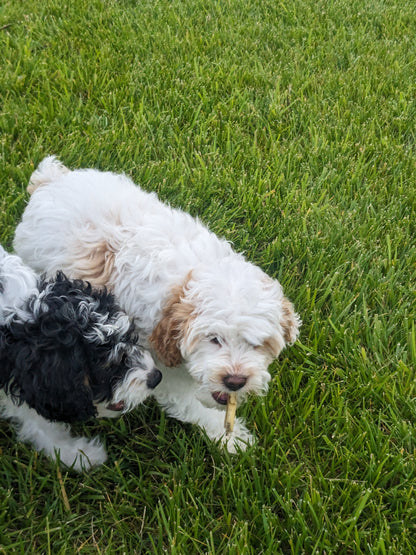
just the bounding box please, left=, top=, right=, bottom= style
left=146, top=368, right=162, bottom=389
left=223, top=375, right=247, bottom=391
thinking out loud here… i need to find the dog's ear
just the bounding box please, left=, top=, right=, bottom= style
left=261, top=276, right=301, bottom=354
left=3, top=315, right=97, bottom=422
left=262, top=297, right=300, bottom=358
left=10, top=344, right=97, bottom=423
left=280, top=296, right=301, bottom=346
left=149, top=278, right=195, bottom=367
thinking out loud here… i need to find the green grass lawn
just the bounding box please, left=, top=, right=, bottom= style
left=1, top=0, right=415, bottom=552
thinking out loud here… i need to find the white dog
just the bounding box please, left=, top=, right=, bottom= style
left=14, top=156, right=301, bottom=451
left=0, top=246, right=161, bottom=471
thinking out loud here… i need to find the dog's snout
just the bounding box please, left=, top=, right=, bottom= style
left=146, top=368, right=162, bottom=389
left=223, top=375, right=247, bottom=391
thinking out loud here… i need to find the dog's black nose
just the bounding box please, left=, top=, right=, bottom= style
left=223, top=375, right=247, bottom=391
left=147, top=368, right=162, bottom=389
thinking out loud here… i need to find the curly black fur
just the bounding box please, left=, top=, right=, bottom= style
left=0, top=272, right=140, bottom=423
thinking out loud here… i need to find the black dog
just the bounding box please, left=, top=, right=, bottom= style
left=0, top=247, right=161, bottom=470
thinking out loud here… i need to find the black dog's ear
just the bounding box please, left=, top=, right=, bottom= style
left=5, top=337, right=97, bottom=423
left=21, top=349, right=97, bottom=423
left=1, top=288, right=100, bottom=423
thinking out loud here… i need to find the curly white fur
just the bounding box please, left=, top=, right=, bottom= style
left=14, top=156, right=301, bottom=452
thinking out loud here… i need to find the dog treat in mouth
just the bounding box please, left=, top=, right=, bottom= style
left=224, top=392, right=237, bottom=435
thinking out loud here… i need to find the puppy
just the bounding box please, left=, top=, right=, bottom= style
left=14, top=156, right=301, bottom=451
left=0, top=246, right=161, bottom=471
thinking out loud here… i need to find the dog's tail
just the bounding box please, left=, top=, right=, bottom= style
left=27, top=156, right=70, bottom=195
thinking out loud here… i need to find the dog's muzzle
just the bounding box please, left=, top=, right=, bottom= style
left=146, top=368, right=163, bottom=389
left=105, top=368, right=162, bottom=412
left=211, top=375, right=248, bottom=405
left=223, top=375, right=247, bottom=390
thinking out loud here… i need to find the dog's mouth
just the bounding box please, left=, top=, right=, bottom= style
left=106, top=400, right=125, bottom=412
left=211, top=391, right=229, bottom=405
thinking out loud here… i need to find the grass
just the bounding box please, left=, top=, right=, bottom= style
left=1, top=0, right=415, bottom=552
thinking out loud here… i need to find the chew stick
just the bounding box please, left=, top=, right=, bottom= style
left=224, top=392, right=237, bottom=435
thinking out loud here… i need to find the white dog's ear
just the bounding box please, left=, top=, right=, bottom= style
left=260, top=296, right=301, bottom=358
left=261, top=275, right=301, bottom=352
left=280, top=296, right=301, bottom=346
left=149, top=278, right=195, bottom=367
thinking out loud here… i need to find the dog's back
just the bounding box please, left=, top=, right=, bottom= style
left=0, top=247, right=37, bottom=394
left=0, top=246, right=38, bottom=321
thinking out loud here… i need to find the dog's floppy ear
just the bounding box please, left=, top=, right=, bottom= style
left=9, top=344, right=97, bottom=423
left=31, top=357, right=96, bottom=423
left=280, top=296, right=301, bottom=346
left=260, top=275, right=301, bottom=355
left=149, top=276, right=195, bottom=367
left=3, top=314, right=97, bottom=423
left=262, top=296, right=301, bottom=358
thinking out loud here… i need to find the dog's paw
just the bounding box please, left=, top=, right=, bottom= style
left=221, top=417, right=255, bottom=453
left=58, top=436, right=108, bottom=472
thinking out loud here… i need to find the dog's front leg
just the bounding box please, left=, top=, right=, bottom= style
left=1, top=394, right=107, bottom=471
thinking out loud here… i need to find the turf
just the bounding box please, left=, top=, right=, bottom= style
left=1, top=0, right=415, bottom=552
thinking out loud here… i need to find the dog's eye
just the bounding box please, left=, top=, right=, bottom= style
left=210, top=337, right=221, bottom=346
